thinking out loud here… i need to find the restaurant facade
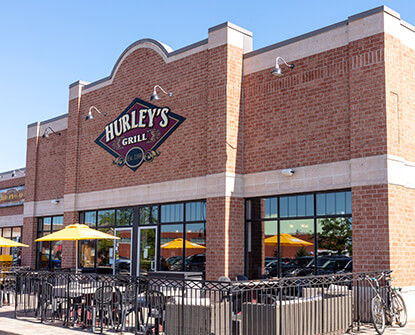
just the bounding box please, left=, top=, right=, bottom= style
left=1, top=5, right=415, bottom=310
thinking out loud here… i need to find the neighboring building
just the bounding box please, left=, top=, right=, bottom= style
left=0, top=169, right=25, bottom=265
left=1, top=5, right=414, bottom=314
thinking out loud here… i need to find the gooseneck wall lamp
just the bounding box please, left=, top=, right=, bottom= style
left=86, top=106, right=107, bottom=121
left=42, top=127, right=61, bottom=138
left=271, top=56, right=295, bottom=77
left=150, top=85, right=173, bottom=101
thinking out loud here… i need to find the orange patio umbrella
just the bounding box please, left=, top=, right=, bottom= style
left=161, top=238, right=206, bottom=249
left=264, top=233, right=313, bottom=247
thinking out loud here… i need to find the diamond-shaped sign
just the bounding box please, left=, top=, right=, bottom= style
left=95, top=98, right=185, bottom=171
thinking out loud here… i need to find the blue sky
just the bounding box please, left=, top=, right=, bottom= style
left=0, top=0, right=414, bottom=172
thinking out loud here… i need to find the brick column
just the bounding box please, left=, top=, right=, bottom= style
left=204, top=23, right=252, bottom=280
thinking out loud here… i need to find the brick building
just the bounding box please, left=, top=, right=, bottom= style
left=1, top=5, right=415, bottom=314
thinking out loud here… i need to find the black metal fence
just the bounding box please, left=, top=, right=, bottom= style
left=2, top=270, right=391, bottom=334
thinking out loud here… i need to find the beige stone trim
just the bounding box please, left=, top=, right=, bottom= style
left=82, top=41, right=208, bottom=94
left=244, top=8, right=415, bottom=76
left=23, top=198, right=64, bottom=218
left=24, top=155, right=414, bottom=213
left=0, top=214, right=23, bottom=227
left=27, top=116, right=68, bottom=139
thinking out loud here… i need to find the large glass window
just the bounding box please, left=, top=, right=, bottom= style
left=160, top=201, right=206, bottom=273
left=248, top=190, right=352, bottom=279
left=36, top=216, right=63, bottom=269
left=0, top=226, right=23, bottom=266
left=79, top=201, right=206, bottom=274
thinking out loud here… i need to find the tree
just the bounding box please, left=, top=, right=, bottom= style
left=317, top=218, right=352, bottom=255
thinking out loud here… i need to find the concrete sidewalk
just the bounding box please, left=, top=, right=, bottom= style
left=0, top=305, right=414, bottom=335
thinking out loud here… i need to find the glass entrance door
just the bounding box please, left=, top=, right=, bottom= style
left=138, top=227, right=157, bottom=275
left=114, top=228, right=132, bottom=275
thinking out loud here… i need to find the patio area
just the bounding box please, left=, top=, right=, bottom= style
left=0, top=269, right=409, bottom=335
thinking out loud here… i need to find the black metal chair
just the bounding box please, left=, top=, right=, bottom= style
left=40, top=282, right=64, bottom=322
left=0, top=275, right=16, bottom=306
left=142, top=290, right=165, bottom=335
left=91, top=286, right=115, bottom=332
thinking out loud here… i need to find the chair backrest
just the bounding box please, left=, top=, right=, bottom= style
left=218, top=276, right=231, bottom=282
left=124, top=283, right=137, bottom=303
left=3, top=275, right=16, bottom=290
left=235, top=275, right=248, bottom=281
left=146, top=290, right=165, bottom=317
left=94, top=286, right=113, bottom=304
left=41, top=282, right=53, bottom=302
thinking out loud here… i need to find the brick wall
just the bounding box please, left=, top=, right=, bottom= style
left=206, top=197, right=244, bottom=280
left=243, top=34, right=386, bottom=173
left=352, top=184, right=390, bottom=273
left=66, top=48, right=210, bottom=195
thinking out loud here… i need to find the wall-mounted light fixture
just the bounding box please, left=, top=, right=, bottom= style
left=150, top=85, right=173, bottom=101
left=86, top=106, right=107, bottom=121
left=42, top=127, right=61, bottom=138
left=281, top=169, right=295, bottom=177
left=11, top=169, right=25, bottom=178
left=271, top=56, right=294, bottom=77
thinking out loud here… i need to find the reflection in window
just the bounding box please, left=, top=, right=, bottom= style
left=36, top=216, right=63, bottom=269
left=140, top=206, right=158, bottom=225
left=317, top=218, right=352, bottom=256
left=248, top=190, right=352, bottom=279
left=97, top=227, right=114, bottom=272
left=185, top=223, right=206, bottom=272
left=316, top=191, right=351, bottom=216
left=280, top=194, right=314, bottom=218
left=98, top=210, right=115, bottom=227
left=186, top=202, right=206, bottom=221
left=160, top=224, right=184, bottom=271
left=83, top=211, right=97, bottom=227
left=117, top=208, right=134, bottom=226
left=161, top=204, right=184, bottom=223
left=80, top=240, right=95, bottom=268
left=264, top=198, right=278, bottom=218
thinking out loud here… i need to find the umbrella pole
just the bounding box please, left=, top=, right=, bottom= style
left=75, top=241, right=78, bottom=273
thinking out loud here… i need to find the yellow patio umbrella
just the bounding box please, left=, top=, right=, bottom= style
left=161, top=238, right=206, bottom=249
left=0, top=236, right=28, bottom=247
left=35, top=224, right=119, bottom=272
left=264, top=233, right=313, bottom=247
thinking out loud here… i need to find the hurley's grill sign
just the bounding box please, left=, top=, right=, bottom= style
left=95, top=98, right=185, bottom=171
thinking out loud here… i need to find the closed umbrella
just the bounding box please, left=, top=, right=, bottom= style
left=35, top=224, right=119, bottom=272
left=161, top=238, right=206, bottom=249
left=264, top=233, right=313, bottom=247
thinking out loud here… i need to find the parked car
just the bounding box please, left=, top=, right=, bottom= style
left=186, top=254, right=205, bottom=272
left=289, top=256, right=352, bottom=276
left=264, top=257, right=312, bottom=277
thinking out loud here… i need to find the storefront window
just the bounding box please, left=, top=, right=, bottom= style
left=84, top=211, right=97, bottom=227
left=36, top=216, right=63, bottom=269
left=160, top=224, right=184, bottom=271
left=79, top=201, right=206, bottom=274
left=0, top=226, right=23, bottom=265
left=248, top=190, right=351, bottom=279
left=116, top=208, right=134, bottom=226
left=140, top=206, right=158, bottom=225
left=97, top=227, right=114, bottom=274
left=161, top=203, right=184, bottom=223
left=98, top=209, right=115, bottom=227
left=185, top=223, right=206, bottom=272
left=185, top=202, right=206, bottom=221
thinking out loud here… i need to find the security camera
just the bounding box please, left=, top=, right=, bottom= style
left=281, top=169, right=295, bottom=177
left=51, top=199, right=60, bottom=205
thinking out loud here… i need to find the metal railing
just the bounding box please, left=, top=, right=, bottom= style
left=5, top=270, right=392, bottom=334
